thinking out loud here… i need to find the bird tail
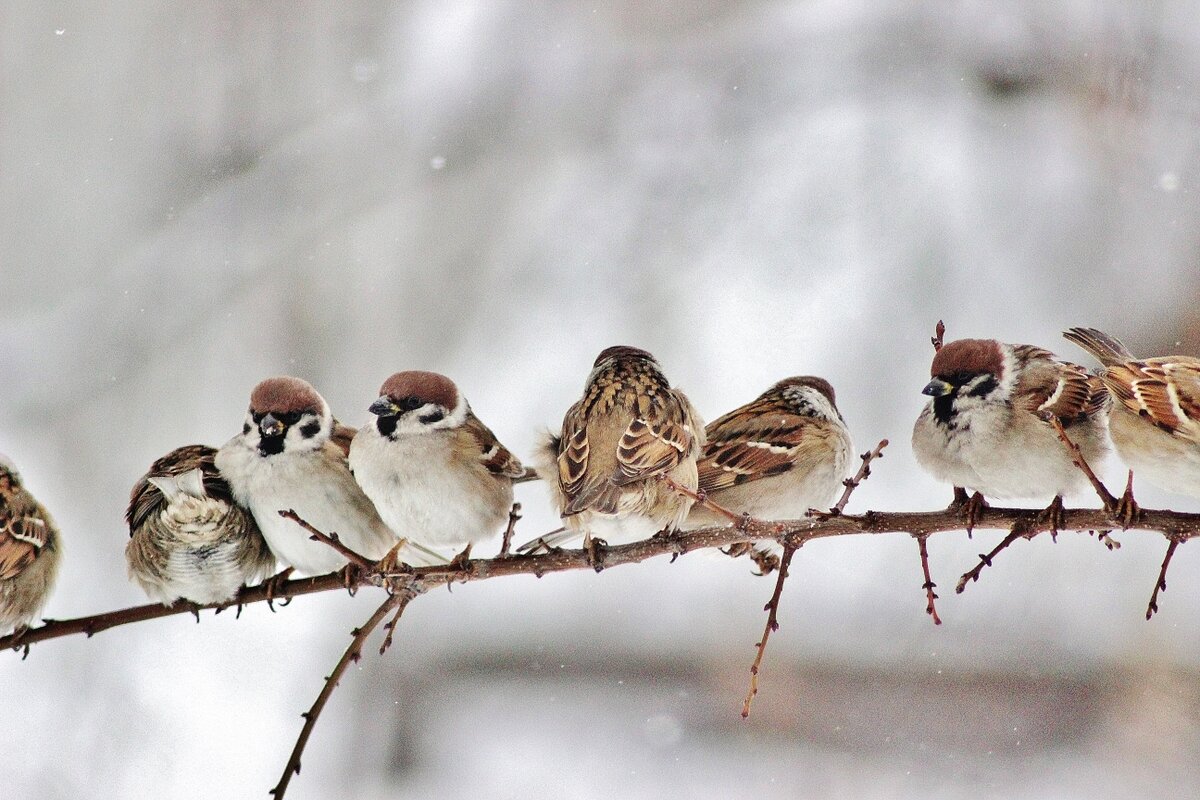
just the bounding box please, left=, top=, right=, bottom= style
left=1063, top=327, right=1136, bottom=366
left=515, top=527, right=578, bottom=553
left=147, top=468, right=207, bottom=501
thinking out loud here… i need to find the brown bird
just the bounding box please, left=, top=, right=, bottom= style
left=126, top=444, right=276, bottom=605
left=0, top=454, right=62, bottom=635
left=528, top=346, right=704, bottom=549
left=1064, top=327, right=1200, bottom=502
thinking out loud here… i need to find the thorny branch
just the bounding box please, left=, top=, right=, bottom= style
left=741, top=439, right=888, bottom=718
left=270, top=589, right=416, bottom=799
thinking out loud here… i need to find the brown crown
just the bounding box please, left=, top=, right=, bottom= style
left=249, top=376, right=325, bottom=415
left=930, top=339, right=1005, bottom=378
left=378, top=371, right=460, bottom=409
left=771, top=375, right=838, bottom=407
left=592, top=345, right=656, bottom=368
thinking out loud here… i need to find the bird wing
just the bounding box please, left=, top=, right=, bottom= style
left=1013, top=350, right=1102, bottom=425
left=698, top=399, right=815, bottom=492
left=462, top=413, right=525, bottom=479
left=1105, top=357, right=1200, bottom=441
left=0, top=510, right=48, bottom=580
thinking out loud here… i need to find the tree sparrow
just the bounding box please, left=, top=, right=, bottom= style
left=215, top=376, right=439, bottom=575
left=126, top=444, right=276, bottom=605
left=911, top=337, right=1108, bottom=526
left=349, top=371, right=525, bottom=559
left=0, top=454, right=62, bottom=634
left=531, top=346, right=705, bottom=548
left=686, top=376, right=853, bottom=532
left=1063, top=327, right=1200, bottom=499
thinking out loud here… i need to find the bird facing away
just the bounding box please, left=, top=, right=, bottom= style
left=216, top=376, right=442, bottom=575
left=686, top=376, right=853, bottom=531
left=530, top=346, right=704, bottom=549
left=0, top=454, right=62, bottom=635
left=1063, top=327, right=1200, bottom=499
left=911, top=337, right=1108, bottom=525
left=349, top=371, right=524, bottom=558
left=126, top=444, right=276, bottom=605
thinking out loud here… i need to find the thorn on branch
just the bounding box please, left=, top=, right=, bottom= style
left=499, top=503, right=522, bottom=558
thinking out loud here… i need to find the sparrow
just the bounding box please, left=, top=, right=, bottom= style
left=126, top=444, right=276, bottom=606
left=911, top=337, right=1109, bottom=527
left=529, top=346, right=704, bottom=550
left=215, top=376, right=442, bottom=576
left=685, top=376, right=853, bottom=537
left=349, top=371, right=525, bottom=560
left=0, top=454, right=62, bottom=635
left=1063, top=327, right=1200, bottom=500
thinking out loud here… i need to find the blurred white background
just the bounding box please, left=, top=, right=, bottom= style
left=3, top=2, right=1200, bottom=798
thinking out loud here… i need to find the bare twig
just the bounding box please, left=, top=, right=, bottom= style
left=824, top=439, right=889, bottom=516
left=931, top=319, right=946, bottom=351
left=955, top=522, right=1033, bottom=594
left=742, top=543, right=798, bottom=718
left=498, top=503, right=522, bottom=558
left=270, top=590, right=415, bottom=799
left=915, top=534, right=941, bottom=625
left=278, top=509, right=376, bottom=571
left=659, top=474, right=745, bottom=525
left=1045, top=417, right=1119, bottom=514
left=1147, top=535, right=1185, bottom=620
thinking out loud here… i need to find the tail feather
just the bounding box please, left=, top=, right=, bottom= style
left=147, top=468, right=207, bottom=501
left=515, top=527, right=577, bottom=553
left=1063, top=327, right=1136, bottom=366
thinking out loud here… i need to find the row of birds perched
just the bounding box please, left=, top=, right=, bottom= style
left=2, top=328, right=1199, bottom=635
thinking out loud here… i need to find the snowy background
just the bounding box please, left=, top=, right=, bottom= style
left=3, top=2, right=1200, bottom=798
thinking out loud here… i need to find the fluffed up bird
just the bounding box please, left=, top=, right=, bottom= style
left=1064, top=327, right=1200, bottom=502
left=126, top=444, right=276, bottom=605
left=216, top=376, right=443, bottom=576
left=912, top=337, right=1108, bottom=529
left=526, top=346, right=704, bottom=551
left=685, top=376, right=853, bottom=559
left=0, top=454, right=62, bottom=635
left=349, top=371, right=525, bottom=562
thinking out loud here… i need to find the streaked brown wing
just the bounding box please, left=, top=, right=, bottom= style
left=1015, top=356, right=1097, bottom=425
left=698, top=398, right=807, bottom=492
left=463, top=413, right=525, bottom=478
left=613, top=393, right=695, bottom=486
left=1106, top=357, right=1200, bottom=439
left=0, top=514, right=47, bottom=580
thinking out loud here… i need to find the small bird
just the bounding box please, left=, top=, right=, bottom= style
left=1063, top=327, right=1200, bottom=501
left=0, top=454, right=62, bottom=635
left=686, top=376, right=853, bottom=534
left=349, top=371, right=525, bottom=561
left=126, top=444, right=276, bottom=606
left=216, top=376, right=441, bottom=576
left=529, top=346, right=704, bottom=550
left=912, top=337, right=1108, bottom=528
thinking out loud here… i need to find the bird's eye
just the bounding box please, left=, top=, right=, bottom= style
left=402, top=396, right=423, bottom=411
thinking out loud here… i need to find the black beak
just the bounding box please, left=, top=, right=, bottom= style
left=922, top=379, right=954, bottom=397
left=369, top=397, right=399, bottom=417
left=259, top=413, right=286, bottom=437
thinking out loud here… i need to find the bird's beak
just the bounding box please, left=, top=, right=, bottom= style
left=369, top=397, right=400, bottom=417
left=259, top=413, right=286, bottom=437
left=922, top=379, right=954, bottom=397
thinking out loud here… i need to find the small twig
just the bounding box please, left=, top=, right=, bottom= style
left=499, top=503, right=522, bottom=558
left=822, top=439, right=889, bottom=517
left=931, top=319, right=946, bottom=351
left=270, top=590, right=414, bottom=799
left=659, top=474, right=744, bottom=525
left=1045, top=418, right=1119, bottom=514
left=1146, top=535, right=1184, bottom=620
left=278, top=509, right=376, bottom=572
left=742, top=542, right=799, bottom=718
left=915, top=534, right=942, bottom=625
left=956, top=523, right=1033, bottom=594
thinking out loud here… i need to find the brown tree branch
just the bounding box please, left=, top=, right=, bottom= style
left=270, top=589, right=416, bottom=799
left=498, top=502, right=522, bottom=558
left=278, top=509, right=377, bottom=572
left=916, top=534, right=942, bottom=625
left=1147, top=535, right=1185, bottom=620
left=6, top=505, right=1200, bottom=656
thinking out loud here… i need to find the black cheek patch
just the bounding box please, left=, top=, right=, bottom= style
left=299, top=421, right=321, bottom=438
left=376, top=415, right=398, bottom=438
left=419, top=410, right=445, bottom=425
left=243, top=422, right=251, bottom=434
left=968, top=376, right=998, bottom=398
